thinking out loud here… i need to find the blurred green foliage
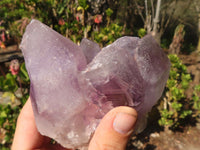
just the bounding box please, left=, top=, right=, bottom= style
left=0, top=105, right=21, bottom=149
left=158, top=54, right=200, bottom=129
left=138, top=28, right=146, bottom=38
left=106, top=8, right=113, bottom=17
left=0, top=63, right=29, bottom=148
left=0, top=0, right=79, bottom=44
left=193, top=85, right=200, bottom=117
left=78, top=0, right=88, bottom=10
left=94, top=23, right=123, bottom=46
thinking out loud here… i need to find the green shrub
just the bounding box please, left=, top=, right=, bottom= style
left=138, top=28, right=146, bottom=38
left=0, top=104, right=21, bottom=149
left=94, top=23, right=123, bottom=46
left=106, top=8, right=113, bottom=17
left=158, top=54, right=193, bottom=129
left=192, top=84, right=200, bottom=117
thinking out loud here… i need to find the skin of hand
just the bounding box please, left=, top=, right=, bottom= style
left=12, top=98, right=137, bottom=150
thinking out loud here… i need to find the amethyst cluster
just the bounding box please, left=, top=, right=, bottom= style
left=20, top=19, right=170, bottom=149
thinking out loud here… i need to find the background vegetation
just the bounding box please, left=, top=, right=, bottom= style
left=0, top=0, right=200, bottom=149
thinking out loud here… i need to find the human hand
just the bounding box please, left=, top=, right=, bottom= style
left=12, top=98, right=137, bottom=150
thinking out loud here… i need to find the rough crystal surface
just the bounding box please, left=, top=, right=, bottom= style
left=20, top=19, right=170, bottom=149
left=80, top=38, right=101, bottom=63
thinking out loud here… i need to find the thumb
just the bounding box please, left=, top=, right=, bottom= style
left=88, top=106, right=137, bottom=150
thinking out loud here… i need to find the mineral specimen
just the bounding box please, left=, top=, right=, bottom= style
left=80, top=38, right=101, bottom=63
left=20, top=19, right=170, bottom=149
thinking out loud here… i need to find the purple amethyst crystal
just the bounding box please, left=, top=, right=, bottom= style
left=20, top=19, right=170, bottom=149
left=80, top=38, right=101, bottom=63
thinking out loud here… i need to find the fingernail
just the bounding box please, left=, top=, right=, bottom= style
left=113, top=112, right=137, bottom=134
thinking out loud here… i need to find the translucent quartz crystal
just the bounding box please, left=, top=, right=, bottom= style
left=20, top=19, right=170, bottom=149
left=80, top=38, right=101, bottom=63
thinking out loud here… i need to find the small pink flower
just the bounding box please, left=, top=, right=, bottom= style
left=10, top=59, right=20, bottom=75
left=94, top=15, right=102, bottom=24
left=58, top=19, right=65, bottom=26
left=76, top=16, right=80, bottom=22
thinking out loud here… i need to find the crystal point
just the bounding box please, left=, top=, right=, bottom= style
left=80, top=38, right=101, bottom=64
left=20, top=20, right=170, bottom=149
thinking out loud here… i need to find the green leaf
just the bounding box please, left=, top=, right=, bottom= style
left=19, top=63, right=30, bottom=82
left=171, top=102, right=182, bottom=111
left=167, top=79, right=176, bottom=88
left=58, top=6, right=65, bottom=15
left=3, top=77, right=18, bottom=92
left=106, top=8, right=113, bottom=17
left=138, top=28, right=146, bottom=38
left=6, top=73, right=14, bottom=79
left=78, top=0, right=88, bottom=9
left=180, top=110, right=192, bottom=118
left=0, top=111, right=7, bottom=118
left=181, top=80, right=190, bottom=89
left=195, top=85, right=200, bottom=91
